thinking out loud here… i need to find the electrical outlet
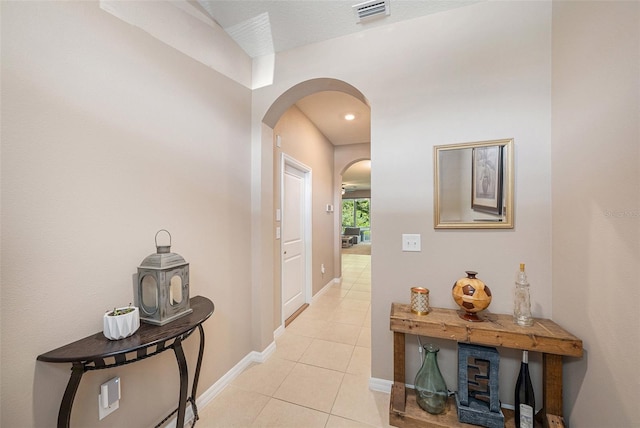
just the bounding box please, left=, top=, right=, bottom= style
left=98, top=377, right=120, bottom=420
left=321, top=264, right=325, bottom=274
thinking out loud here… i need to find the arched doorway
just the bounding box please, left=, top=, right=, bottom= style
left=261, top=78, right=371, bottom=332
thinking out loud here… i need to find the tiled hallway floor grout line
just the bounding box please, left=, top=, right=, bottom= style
left=196, top=253, right=391, bottom=428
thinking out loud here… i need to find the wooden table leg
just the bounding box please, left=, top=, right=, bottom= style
left=173, top=337, right=189, bottom=428
left=394, top=332, right=405, bottom=384
left=58, top=362, right=85, bottom=428
left=392, top=332, right=406, bottom=412
left=543, top=353, right=563, bottom=417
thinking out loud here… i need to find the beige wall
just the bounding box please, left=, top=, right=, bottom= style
left=3, top=1, right=638, bottom=426
left=552, top=2, right=640, bottom=425
left=255, top=0, right=553, bottom=406
left=273, top=106, right=336, bottom=309
left=1, top=2, right=253, bottom=426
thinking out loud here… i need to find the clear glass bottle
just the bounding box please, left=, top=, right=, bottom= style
left=414, top=344, right=448, bottom=414
left=514, top=263, right=533, bottom=326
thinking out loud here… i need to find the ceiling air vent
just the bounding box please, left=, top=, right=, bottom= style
left=352, top=0, right=390, bottom=23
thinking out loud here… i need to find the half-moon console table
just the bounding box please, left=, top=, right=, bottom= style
left=37, top=296, right=214, bottom=428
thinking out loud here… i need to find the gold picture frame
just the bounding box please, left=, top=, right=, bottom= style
left=434, top=139, right=514, bottom=229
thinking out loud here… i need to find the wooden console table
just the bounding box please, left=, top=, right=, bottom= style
left=389, top=303, right=582, bottom=428
left=37, top=296, right=214, bottom=428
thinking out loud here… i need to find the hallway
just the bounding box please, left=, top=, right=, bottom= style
left=197, top=254, right=390, bottom=427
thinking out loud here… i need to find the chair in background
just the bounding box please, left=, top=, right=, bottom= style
left=343, top=227, right=361, bottom=245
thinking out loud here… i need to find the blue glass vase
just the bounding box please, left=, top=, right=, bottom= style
left=414, top=344, right=448, bottom=414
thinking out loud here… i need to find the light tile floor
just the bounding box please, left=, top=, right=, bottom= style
left=197, top=254, right=391, bottom=427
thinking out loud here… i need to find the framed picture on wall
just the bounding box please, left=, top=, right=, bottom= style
left=471, top=145, right=503, bottom=215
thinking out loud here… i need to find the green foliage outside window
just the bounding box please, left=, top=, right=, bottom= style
left=342, top=198, right=370, bottom=228
left=355, top=199, right=370, bottom=227
left=342, top=199, right=355, bottom=227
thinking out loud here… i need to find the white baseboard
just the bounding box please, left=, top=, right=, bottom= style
left=369, top=377, right=393, bottom=393
left=165, top=339, right=277, bottom=427
left=312, top=278, right=339, bottom=301
left=273, top=324, right=285, bottom=339
left=251, top=341, right=276, bottom=363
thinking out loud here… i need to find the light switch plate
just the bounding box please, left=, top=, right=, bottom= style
left=402, top=234, right=421, bottom=252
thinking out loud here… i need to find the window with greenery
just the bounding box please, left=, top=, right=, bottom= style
left=342, top=198, right=370, bottom=228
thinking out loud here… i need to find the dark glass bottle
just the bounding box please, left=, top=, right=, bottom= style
left=514, top=350, right=535, bottom=428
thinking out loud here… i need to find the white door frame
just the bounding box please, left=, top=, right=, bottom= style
left=280, top=153, right=313, bottom=326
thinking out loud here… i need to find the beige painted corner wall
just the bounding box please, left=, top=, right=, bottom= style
left=551, top=2, right=640, bottom=426
left=1, top=2, right=253, bottom=427
left=254, top=0, right=553, bottom=407
left=273, top=106, right=336, bottom=316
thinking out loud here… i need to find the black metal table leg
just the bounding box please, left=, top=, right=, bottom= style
left=58, top=362, right=85, bottom=428
left=189, top=325, right=206, bottom=424
left=173, top=337, right=189, bottom=428
left=38, top=297, right=214, bottom=428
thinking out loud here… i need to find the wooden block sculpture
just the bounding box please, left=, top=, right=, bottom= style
left=455, top=343, right=504, bottom=428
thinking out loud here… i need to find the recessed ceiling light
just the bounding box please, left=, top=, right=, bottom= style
left=344, top=113, right=355, bottom=121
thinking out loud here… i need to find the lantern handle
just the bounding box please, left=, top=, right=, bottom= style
left=155, top=229, right=172, bottom=249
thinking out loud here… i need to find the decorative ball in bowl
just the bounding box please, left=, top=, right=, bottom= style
left=452, top=271, right=492, bottom=322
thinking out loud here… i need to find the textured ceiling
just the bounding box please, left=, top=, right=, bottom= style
left=197, top=0, right=479, bottom=57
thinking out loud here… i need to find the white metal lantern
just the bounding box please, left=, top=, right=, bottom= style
left=136, top=230, right=192, bottom=326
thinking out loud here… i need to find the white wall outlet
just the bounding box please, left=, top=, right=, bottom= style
left=98, top=377, right=120, bottom=420
left=325, top=204, right=334, bottom=213
left=321, top=264, right=325, bottom=274
left=275, top=134, right=282, bottom=148
left=402, top=234, right=421, bottom=252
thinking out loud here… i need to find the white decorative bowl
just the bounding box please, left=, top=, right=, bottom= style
left=103, top=306, right=140, bottom=340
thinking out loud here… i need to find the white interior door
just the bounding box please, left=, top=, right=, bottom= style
left=282, top=157, right=310, bottom=321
